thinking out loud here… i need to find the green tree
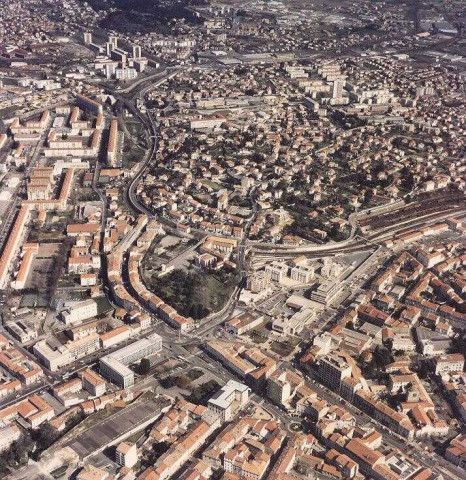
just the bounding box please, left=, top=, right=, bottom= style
left=373, top=346, right=392, bottom=369
left=0, top=433, right=34, bottom=469
left=0, top=457, right=8, bottom=477
left=139, top=358, right=151, bottom=375
left=36, top=423, right=60, bottom=450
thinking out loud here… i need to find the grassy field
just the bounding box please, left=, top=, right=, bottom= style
left=95, top=296, right=112, bottom=314
left=248, top=328, right=268, bottom=344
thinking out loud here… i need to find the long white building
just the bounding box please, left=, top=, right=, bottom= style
left=99, top=333, right=162, bottom=388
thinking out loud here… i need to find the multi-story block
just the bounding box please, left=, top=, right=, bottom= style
left=435, top=354, right=464, bottom=376
left=318, top=353, right=352, bottom=391
left=208, top=380, right=250, bottom=421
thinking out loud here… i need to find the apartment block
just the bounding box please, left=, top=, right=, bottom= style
left=208, top=380, right=250, bottom=421
left=99, top=333, right=162, bottom=387
left=61, top=299, right=98, bottom=325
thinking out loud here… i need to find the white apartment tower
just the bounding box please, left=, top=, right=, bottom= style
left=332, top=79, right=344, bottom=99
left=132, top=45, right=142, bottom=59
left=106, top=42, right=113, bottom=56
left=105, top=63, right=116, bottom=79
left=109, top=36, right=118, bottom=49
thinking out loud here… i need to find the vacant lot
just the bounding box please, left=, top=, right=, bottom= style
left=159, top=368, right=204, bottom=390
left=270, top=337, right=301, bottom=357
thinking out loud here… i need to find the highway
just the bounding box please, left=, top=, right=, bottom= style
left=106, top=64, right=260, bottom=340
left=124, top=70, right=180, bottom=217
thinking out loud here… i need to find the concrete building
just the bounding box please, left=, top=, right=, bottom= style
left=266, top=369, right=304, bottom=407
left=80, top=273, right=97, bottom=287
left=208, top=380, right=250, bottom=421
left=61, top=299, right=98, bottom=325
left=115, top=442, right=138, bottom=468
left=435, top=354, right=464, bottom=376
left=33, top=341, right=71, bottom=371
left=225, top=312, right=264, bottom=335
left=80, top=368, right=106, bottom=397
left=0, top=425, right=20, bottom=452
left=11, top=243, right=38, bottom=290
left=107, top=118, right=119, bottom=166
left=5, top=320, right=38, bottom=344
left=272, top=308, right=314, bottom=335
left=100, top=325, right=132, bottom=349
left=99, top=333, right=162, bottom=388
left=76, top=94, right=103, bottom=114
left=246, top=270, right=270, bottom=294
left=445, top=434, right=466, bottom=469
left=33, top=334, right=100, bottom=372
left=332, top=79, right=345, bottom=99
left=77, top=465, right=110, bottom=480
left=265, top=262, right=289, bottom=283
left=132, top=45, right=142, bottom=59
left=109, top=36, right=118, bottom=49
left=319, top=353, right=352, bottom=391
left=115, top=67, right=137, bottom=81
left=290, top=265, right=314, bottom=283
left=0, top=205, right=31, bottom=289
left=105, top=62, right=117, bottom=79
left=0, top=395, right=54, bottom=429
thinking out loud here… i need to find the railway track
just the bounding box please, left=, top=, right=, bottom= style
left=248, top=204, right=466, bottom=267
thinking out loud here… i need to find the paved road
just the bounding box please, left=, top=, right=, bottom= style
left=116, top=68, right=168, bottom=95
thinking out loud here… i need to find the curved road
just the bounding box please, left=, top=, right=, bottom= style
left=125, top=71, right=180, bottom=216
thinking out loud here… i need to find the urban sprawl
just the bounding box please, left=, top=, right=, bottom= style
left=0, top=1, right=464, bottom=480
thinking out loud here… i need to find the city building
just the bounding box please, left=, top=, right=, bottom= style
left=61, top=299, right=98, bottom=325
left=33, top=333, right=100, bottom=371
left=99, top=333, right=162, bottom=387
left=107, top=118, right=119, bottom=166
left=225, top=312, right=264, bottom=335
left=208, top=380, right=250, bottom=421
left=435, top=354, right=464, bottom=376
left=267, top=369, right=304, bottom=407
left=0, top=425, right=20, bottom=452
left=0, top=205, right=31, bottom=289
left=80, top=368, right=106, bottom=397
left=76, top=94, right=103, bottom=114
left=115, top=441, right=138, bottom=468
left=319, top=353, right=353, bottom=391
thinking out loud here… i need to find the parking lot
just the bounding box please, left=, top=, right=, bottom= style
left=24, top=243, right=61, bottom=291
